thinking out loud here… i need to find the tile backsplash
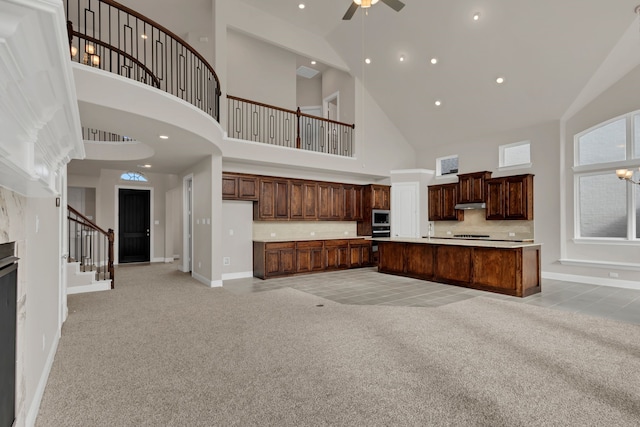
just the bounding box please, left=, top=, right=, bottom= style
left=432, top=209, right=534, bottom=241
left=253, top=221, right=357, bottom=240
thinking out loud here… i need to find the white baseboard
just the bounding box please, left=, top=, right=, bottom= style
left=222, top=271, right=253, bottom=280
left=164, top=257, right=174, bottom=263
left=192, top=271, right=223, bottom=288
left=67, top=281, right=111, bottom=294
left=25, top=331, right=59, bottom=427
left=151, top=257, right=165, bottom=263
left=173, top=254, right=181, bottom=260
left=542, top=271, right=640, bottom=290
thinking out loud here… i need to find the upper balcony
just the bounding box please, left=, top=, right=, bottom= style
left=65, top=0, right=354, bottom=159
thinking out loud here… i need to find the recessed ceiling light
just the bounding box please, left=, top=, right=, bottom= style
left=138, top=164, right=152, bottom=168
left=473, top=12, right=481, bottom=21
left=159, top=135, right=169, bottom=139
left=298, top=3, right=305, bottom=9
left=435, top=100, right=442, bottom=106
left=365, top=58, right=371, bottom=64
left=430, top=57, right=438, bottom=65
left=399, top=55, right=405, bottom=62
left=141, top=34, right=148, bottom=40
left=496, top=76, right=505, bottom=84
left=311, top=60, right=316, bottom=65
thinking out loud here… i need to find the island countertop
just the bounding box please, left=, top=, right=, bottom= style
left=253, top=235, right=372, bottom=243
left=371, top=237, right=540, bottom=249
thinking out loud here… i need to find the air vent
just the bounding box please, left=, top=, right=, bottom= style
left=296, top=65, right=319, bottom=79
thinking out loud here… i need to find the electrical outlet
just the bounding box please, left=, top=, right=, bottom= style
left=198, top=261, right=201, bottom=269
left=270, top=232, right=276, bottom=237
left=609, top=272, right=619, bottom=278
left=42, top=334, right=45, bottom=351
left=310, top=231, right=315, bottom=236
left=344, top=231, right=349, bottom=235
left=223, top=257, right=230, bottom=266
left=509, top=232, right=516, bottom=237
left=229, top=229, right=234, bottom=236
left=446, top=231, right=452, bottom=235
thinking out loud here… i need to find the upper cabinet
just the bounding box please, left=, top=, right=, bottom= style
left=343, top=185, right=363, bottom=221
left=290, top=181, right=318, bottom=220
left=254, top=178, right=290, bottom=220
left=428, top=183, right=463, bottom=221
left=371, top=185, right=391, bottom=210
left=485, top=174, right=534, bottom=220
left=457, top=171, right=491, bottom=204
left=222, top=173, right=259, bottom=201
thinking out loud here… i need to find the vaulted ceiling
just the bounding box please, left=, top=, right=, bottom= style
left=239, top=0, right=640, bottom=150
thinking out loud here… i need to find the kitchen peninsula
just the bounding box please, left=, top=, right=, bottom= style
left=375, top=237, right=541, bottom=297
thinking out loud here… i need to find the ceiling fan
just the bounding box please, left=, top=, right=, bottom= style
left=342, top=0, right=405, bottom=20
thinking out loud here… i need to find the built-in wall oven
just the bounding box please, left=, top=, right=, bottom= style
left=372, top=209, right=391, bottom=227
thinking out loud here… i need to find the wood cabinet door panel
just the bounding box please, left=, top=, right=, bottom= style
left=330, top=184, right=344, bottom=219
left=290, top=181, right=304, bottom=219
left=435, top=245, right=472, bottom=283
left=505, top=175, right=533, bottom=219
left=428, top=186, right=443, bottom=221
left=265, top=251, right=281, bottom=275
left=238, top=177, right=258, bottom=200
left=280, top=249, right=295, bottom=274
left=222, top=176, right=238, bottom=198
left=303, top=182, right=318, bottom=219
left=472, top=248, right=518, bottom=290
left=485, top=179, right=504, bottom=220
left=442, top=183, right=462, bottom=221
left=258, top=180, right=275, bottom=219
left=405, top=243, right=434, bottom=278
left=317, top=184, right=331, bottom=219
left=378, top=242, right=406, bottom=274
left=274, top=181, right=289, bottom=219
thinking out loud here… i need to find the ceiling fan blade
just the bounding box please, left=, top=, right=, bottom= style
left=342, top=2, right=359, bottom=20
left=380, top=0, right=405, bottom=12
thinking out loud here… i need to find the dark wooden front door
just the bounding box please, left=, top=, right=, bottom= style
left=119, top=189, right=150, bottom=263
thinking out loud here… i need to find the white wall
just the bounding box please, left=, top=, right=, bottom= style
left=226, top=29, right=297, bottom=109
left=221, top=200, right=254, bottom=278
left=297, top=76, right=322, bottom=109
left=322, top=68, right=355, bottom=126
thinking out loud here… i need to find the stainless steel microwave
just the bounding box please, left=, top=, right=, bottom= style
left=372, top=209, right=390, bottom=226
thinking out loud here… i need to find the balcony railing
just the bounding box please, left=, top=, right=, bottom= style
left=227, top=95, right=355, bottom=157
left=65, top=0, right=220, bottom=121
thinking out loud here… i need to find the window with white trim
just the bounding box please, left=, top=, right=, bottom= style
left=436, top=155, right=458, bottom=177
left=574, top=112, right=640, bottom=240
left=499, top=140, right=531, bottom=168
left=120, top=171, right=148, bottom=182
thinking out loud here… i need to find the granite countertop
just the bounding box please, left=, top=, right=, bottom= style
left=253, top=235, right=372, bottom=243
left=372, top=237, right=540, bottom=249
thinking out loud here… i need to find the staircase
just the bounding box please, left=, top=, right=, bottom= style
left=66, top=205, right=114, bottom=294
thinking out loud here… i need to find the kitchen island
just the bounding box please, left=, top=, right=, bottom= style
left=375, top=237, right=541, bottom=297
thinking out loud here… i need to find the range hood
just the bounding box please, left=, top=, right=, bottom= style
left=454, top=202, right=486, bottom=210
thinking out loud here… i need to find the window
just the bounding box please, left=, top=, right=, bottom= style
left=574, top=112, right=640, bottom=240
left=499, top=140, right=531, bottom=168
left=436, top=155, right=458, bottom=177
left=120, top=171, right=148, bottom=182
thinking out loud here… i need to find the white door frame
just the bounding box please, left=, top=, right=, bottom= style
left=114, top=185, right=154, bottom=264
left=182, top=174, right=194, bottom=274
left=323, top=91, right=340, bottom=121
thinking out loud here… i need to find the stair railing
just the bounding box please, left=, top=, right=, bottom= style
left=65, top=0, right=221, bottom=121
left=67, top=205, right=115, bottom=288
left=227, top=95, right=355, bottom=157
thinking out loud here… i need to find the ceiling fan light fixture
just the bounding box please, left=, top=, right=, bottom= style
left=354, top=0, right=379, bottom=8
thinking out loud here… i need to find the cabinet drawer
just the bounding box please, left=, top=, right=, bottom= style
left=264, top=242, right=296, bottom=250
left=296, top=240, right=324, bottom=249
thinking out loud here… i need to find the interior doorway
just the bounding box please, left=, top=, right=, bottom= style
left=323, top=91, right=340, bottom=121
left=118, top=188, right=151, bottom=263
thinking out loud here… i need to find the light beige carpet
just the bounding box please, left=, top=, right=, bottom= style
left=37, top=263, right=640, bottom=426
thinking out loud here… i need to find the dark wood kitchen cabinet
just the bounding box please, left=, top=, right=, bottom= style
left=296, top=240, right=324, bottom=273
left=457, top=171, right=491, bottom=204
left=349, top=239, right=372, bottom=268
left=290, top=181, right=318, bottom=220
left=371, top=184, right=391, bottom=210
left=325, top=239, right=350, bottom=269
left=222, top=173, right=258, bottom=201
left=485, top=174, right=534, bottom=220
left=434, top=245, right=473, bottom=284
left=428, top=183, right=463, bottom=221
left=343, top=185, right=363, bottom=221
left=254, top=178, right=290, bottom=220
left=253, top=242, right=295, bottom=278
left=318, top=183, right=344, bottom=220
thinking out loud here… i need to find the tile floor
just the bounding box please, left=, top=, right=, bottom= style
left=223, top=267, right=640, bottom=326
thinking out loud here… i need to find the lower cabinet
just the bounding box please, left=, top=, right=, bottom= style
left=377, top=241, right=541, bottom=297
left=254, top=239, right=372, bottom=279
left=296, top=241, right=324, bottom=273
